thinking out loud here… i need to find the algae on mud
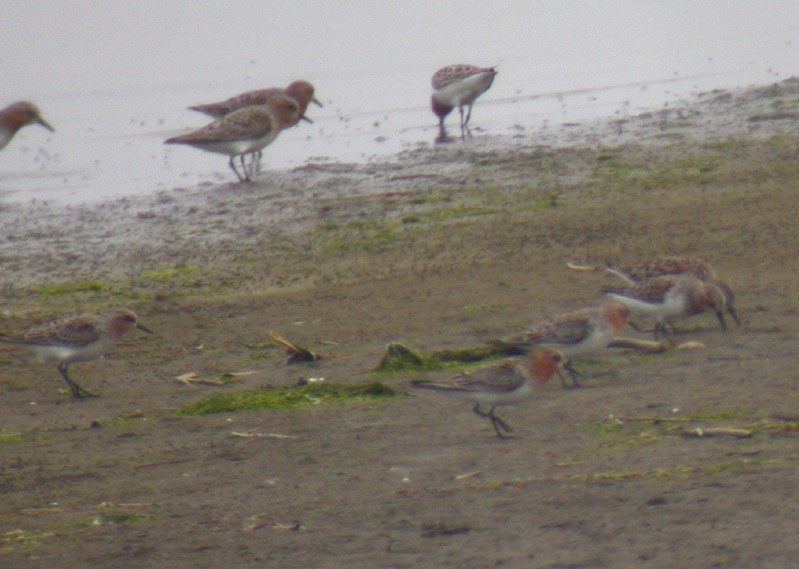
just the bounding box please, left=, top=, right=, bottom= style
left=175, top=381, right=401, bottom=416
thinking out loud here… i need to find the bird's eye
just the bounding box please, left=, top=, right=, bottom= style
left=553, top=354, right=562, bottom=362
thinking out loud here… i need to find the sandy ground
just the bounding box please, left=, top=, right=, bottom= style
left=2, top=79, right=799, bottom=568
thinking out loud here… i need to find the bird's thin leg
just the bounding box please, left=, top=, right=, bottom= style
left=487, top=406, right=513, bottom=438
left=654, top=321, right=675, bottom=345
left=728, top=306, right=741, bottom=326
left=474, top=404, right=512, bottom=437
left=58, top=363, right=94, bottom=399
left=715, top=310, right=728, bottom=332
left=563, top=359, right=582, bottom=388
left=665, top=318, right=680, bottom=334
left=464, top=103, right=474, bottom=128
left=627, top=319, right=644, bottom=332
left=240, top=155, right=251, bottom=182
left=228, top=156, right=245, bottom=182
left=436, top=117, right=450, bottom=144
left=458, top=105, right=466, bottom=140
left=244, top=153, right=257, bottom=180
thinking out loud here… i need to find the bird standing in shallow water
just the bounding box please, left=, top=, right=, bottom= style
left=0, top=308, right=153, bottom=399
left=189, top=80, right=323, bottom=124
left=411, top=347, right=563, bottom=438
left=165, top=95, right=301, bottom=183
left=431, top=65, right=497, bottom=142
left=0, top=101, right=54, bottom=151
left=188, top=81, right=322, bottom=176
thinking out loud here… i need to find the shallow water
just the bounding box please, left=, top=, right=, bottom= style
left=1, top=0, right=798, bottom=204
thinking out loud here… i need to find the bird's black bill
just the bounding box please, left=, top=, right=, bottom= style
left=136, top=323, right=154, bottom=334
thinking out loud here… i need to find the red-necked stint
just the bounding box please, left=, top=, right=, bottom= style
left=165, top=95, right=301, bottom=182
left=189, top=81, right=321, bottom=175
left=189, top=80, right=322, bottom=124
left=494, top=304, right=629, bottom=387
left=431, top=64, right=497, bottom=142
left=0, top=101, right=54, bottom=151
left=606, top=257, right=739, bottom=325
left=0, top=308, right=153, bottom=399
left=412, top=347, right=563, bottom=438
left=601, top=274, right=727, bottom=342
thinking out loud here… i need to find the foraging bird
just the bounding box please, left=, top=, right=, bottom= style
left=188, top=81, right=321, bottom=176
left=601, top=274, right=727, bottom=341
left=189, top=80, right=323, bottom=125
left=0, top=308, right=153, bottom=398
left=493, top=304, right=629, bottom=387
left=431, top=65, right=497, bottom=142
left=165, top=95, right=301, bottom=182
left=605, top=256, right=740, bottom=326
left=0, top=101, right=54, bottom=151
left=411, top=348, right=563, bottom=438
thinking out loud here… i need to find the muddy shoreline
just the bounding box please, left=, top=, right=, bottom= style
left=2, top=79, right=798, bottom=291
left=2, top=79, right=799, bottom=568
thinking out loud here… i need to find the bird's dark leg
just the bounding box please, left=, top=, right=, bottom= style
left=665, top=318, right=680, bottom=334
left=228, top=156, right=245, bottom=182
left=627, top=319, right=644, bottom=332
left=58, top=363, right=94, bottom=399
left=727, top=306, right=741, bottom=326
left=654, top=321, right=675, bottom=345
left=715, top=310, right=728, bottom=332
left=463, top=104, right=472, bottom=136
left=458, top=105, right=467, bottom=140
left=435, top=117, right=451, bottom=144
left=239, top=155, right=251, bottom=182
left=473, top=404, right=513, bottom=438
left=563, top=359, right=582, bottom=388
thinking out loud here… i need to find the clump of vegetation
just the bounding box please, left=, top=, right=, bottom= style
left=34, top=280, right=107, bottom=295
left=373, top=342, right=507, bottom=374
left=175, top=381, right=401, bottom=416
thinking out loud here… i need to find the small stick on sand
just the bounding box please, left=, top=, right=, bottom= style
left=566, top=261, right=598, bottom=271
left=608, top=337, right=667, bottom=352
left=268, top=330, right=321, bottom=363
left=682, top=427, right=753, bottom=438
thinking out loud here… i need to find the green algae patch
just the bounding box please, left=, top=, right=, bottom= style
left=175, top=381, right=401, bottom=416
left=373, top=342, right=507, bottom=374
left=33, top=280, right=107, bottom=295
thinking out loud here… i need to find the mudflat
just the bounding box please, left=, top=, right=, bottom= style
left=2, top=79, right=799, bottom=568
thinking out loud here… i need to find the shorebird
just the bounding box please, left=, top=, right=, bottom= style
left=411, top=347, right=563, bottom=438
left=606, top=256, right=740, bottom=326
left=0, top=101, right=54, bottom=151
left=0, top=308, right=153, bottom=398
left=601, top=274, right=727, bottom=341
left=492, top=304, right=629, bottom=387
left=431, top=64, right=497, bottom=142
left=165, top=95, right=301, bottom=182
left=189, top=80, right=322, bottom=124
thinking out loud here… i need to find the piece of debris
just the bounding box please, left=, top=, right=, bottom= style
left=682, top=427, right=753, bottom=439
left=566, top=261, right=597, bottom=271
left=608, top=337, right=667, bottom=352
left=268, top=330, right=322, bottom=363
left=453, top=470, right=482, bottom=481
left=421, top=521, right=471, bottom=538
left=175, top=372, right=225, bottom=386
left=228, top=431, right=296, bottom=440
left=677, top=341, right=707, bottom=350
